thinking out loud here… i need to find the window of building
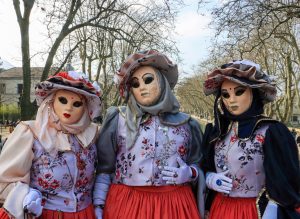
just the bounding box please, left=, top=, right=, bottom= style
left=292, top=116, right=298, bottom=122
left=17, top=84, right=23, bottom=94
left=0, top=83, right=6, bottom=94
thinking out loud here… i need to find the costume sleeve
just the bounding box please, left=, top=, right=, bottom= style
left=200, top=123, right=217, bottom=174
left=0, top=122, right=34, bottom=218
left=96, top=106, right=119, bottom=174
left=186, top=118, right=205, bottom=218
left=186, top=117, right=203, bottom=166
left=263, top=122, right=300, bottom=218
left=199, top=123, right=218, bottom=211
left=0, top=122, right=34, bottom=189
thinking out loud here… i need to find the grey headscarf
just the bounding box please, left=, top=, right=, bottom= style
left=125, top=71, right=180, bottom=149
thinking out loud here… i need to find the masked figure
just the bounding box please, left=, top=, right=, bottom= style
left=0, top=71, right=101, bottom=219
left=201, top=60, right=300, bottom=219
left=93, top=50, right=205, bottom=219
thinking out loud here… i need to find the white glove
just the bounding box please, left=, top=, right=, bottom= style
left=262, top=200, right=278, bottom=219
left=95, top=207, right=103, bottom=219
left=23, top=187, right=43, bottom=217
left=161, top=157, right=197, bottom=184
left=93, top=174, right=111, bottom=219
left=206, top=171, right=233, bottom=194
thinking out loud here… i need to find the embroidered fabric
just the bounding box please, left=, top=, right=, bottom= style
left=113, top=115, right=191, bottom=186
left=214, top=122, right=269, bottom=197
left=30, top=135, right=97, bottom=212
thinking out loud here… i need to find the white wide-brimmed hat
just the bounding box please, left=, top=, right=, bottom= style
left=35, top=71, right=102, bottom=119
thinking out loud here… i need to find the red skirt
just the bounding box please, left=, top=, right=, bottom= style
left=104, top=184, right=201, bottom=219
left=209, top=193, right=258, bottom=219
left=39, top=203, right=96, bottom=219
left=0, top=208, right=9, bottom=219
left=0, top=204, right=95, bottom=219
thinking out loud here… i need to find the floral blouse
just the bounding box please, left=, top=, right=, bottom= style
left=113, top=115, right=191, bottom=186
left=214, top=122, right=269, bottom=197
left=30, top=135, right=97, bottom=212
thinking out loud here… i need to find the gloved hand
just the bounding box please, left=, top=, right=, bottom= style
left=22, top=187, right=43, bottom=217
left=95, top=207, right=103, bottom=219
left=262, top=200, right=278, bottom=219
left=162, top=157, right=197, bottom=184
left=206, top=171, right=233, bottom=194
left=93, top=174, right=111, bottom=219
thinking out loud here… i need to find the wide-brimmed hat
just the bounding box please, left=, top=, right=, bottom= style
left=114, top=50, right=178, bottom=97
left=203, top=60, right=277, bottom=103
left=35, top=71, right=102, bottom=119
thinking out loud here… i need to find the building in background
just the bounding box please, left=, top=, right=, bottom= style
left=291, top=105, right=300, bottom=126
left=0, top=67, right=44, bottom=106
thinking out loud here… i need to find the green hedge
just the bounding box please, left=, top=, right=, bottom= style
left=0, top=105, right=21, bottom=122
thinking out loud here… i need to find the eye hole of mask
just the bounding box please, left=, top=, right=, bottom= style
left=58, top=96, right=68, bottom=104
left=130, top=73, right=155, bottom=89
left=221, top=87, right=247, bottom=99
left=235, top=88, right=246, bottom=96
left=130, top=78, right=140, bottom=88
left=221, top=91, right=230, bottom=99
left=73, top=101, right=83, bottom=108
left=143, top=73, right=154, bottom=84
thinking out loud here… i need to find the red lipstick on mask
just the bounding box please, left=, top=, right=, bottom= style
left=63, top=113, right=71, bottom=118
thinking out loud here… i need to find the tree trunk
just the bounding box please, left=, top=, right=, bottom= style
left=13, top=0, right=37, bottom=120
left=20, top=20, right=36, bottom=119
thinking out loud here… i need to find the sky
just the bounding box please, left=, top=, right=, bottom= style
left=175, top=0, right=214, bottom=76
left=0, top=0, right=217, bottom=76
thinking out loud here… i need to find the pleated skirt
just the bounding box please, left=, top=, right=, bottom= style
left=0, top=204, right=95, bottom=219
left=0, top=208, right=9, bottom=219
left=39, top=203, right=96, bottom=219
left=103, top=184, right=201, bottom=219
left=209, top=193, right=258, bottom=219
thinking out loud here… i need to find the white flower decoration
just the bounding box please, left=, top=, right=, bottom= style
left=68, top=71, right=89, bottom=81
left=232, top=60, right=261, bottom=71
left=92, top=81, right=101, bottom=93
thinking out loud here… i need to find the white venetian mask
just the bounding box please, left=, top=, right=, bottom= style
left=130, top=66, right=161, bottom=106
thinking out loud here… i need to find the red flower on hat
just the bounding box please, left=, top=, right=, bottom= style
left=54, top=72, right=76, bottom=81
left=35, top=91, right=47, bottom=97
left=85, top=81, right=94, bottom=88
left=204, top=79, right=219, bottom=89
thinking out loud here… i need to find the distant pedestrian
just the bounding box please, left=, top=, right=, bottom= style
left=8, top=126, right=13, bottom=133
left=291, top=129, right=297, bottom=139
left=296, top=135, right=300, bottom=148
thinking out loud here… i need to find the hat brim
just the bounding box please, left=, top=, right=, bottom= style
left=204, top=67, right=277, bottom=103
left=118, top=53, right=178, bottom=91
left=126, top=54, right=179, bottom=89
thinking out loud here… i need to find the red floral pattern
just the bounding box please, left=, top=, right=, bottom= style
left=178, top=145, right=187, bottom=157
left=215, top=123, right=269, bottom=196
left=30, top=135, right=97, bottom=211
left=256, top=134, right=265, bottom=144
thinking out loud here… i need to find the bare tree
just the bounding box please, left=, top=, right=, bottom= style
left=194, top=0, right=300, bottom=123
left=59, top=0, right=181, bottom=112
left=11, top=0, right=182, bottom=119
left=12, top=0, right=35, bottom=119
